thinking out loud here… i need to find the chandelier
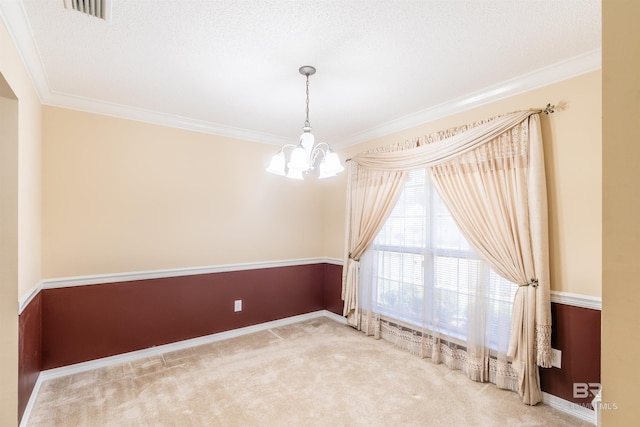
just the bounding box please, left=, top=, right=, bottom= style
left=266, top=66, right=344, bottom=180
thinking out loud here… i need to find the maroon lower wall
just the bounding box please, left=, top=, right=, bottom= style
left=323, top=263, right=343, bottom=315
left=19, top=262, right=600, bottom=422
left=18, top=292, right=42, bottom=424
left=540, top=302, right=601, bottom=408
left=41, top=263, right=343, bottom=370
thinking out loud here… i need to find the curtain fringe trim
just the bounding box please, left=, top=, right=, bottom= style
left=536, top=324, right=553, bottom=368
left=363, top=317, right=520, bottom=393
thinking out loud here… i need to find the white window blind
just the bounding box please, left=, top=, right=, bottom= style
left=365, top=168, right=516, bottom=352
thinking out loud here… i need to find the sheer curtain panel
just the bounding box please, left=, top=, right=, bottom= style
left=358, top=169, right=520, bottom=391
left=342, top=153, right=407, bottom=327
left=342, top=110, right=551, bottom=405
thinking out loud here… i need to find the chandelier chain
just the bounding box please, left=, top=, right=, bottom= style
left=305, top=74, right=311, bottom=128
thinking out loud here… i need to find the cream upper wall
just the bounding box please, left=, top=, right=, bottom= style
left=1, top=13, right=42, bottom=426
left=42, top=107, right=326, bottom=278
left=42, top=69, right=602, bottom=298
left=0, top=80, right=18, bottom=427
left=0, top=13, right=42, bottom=300
left=323, top=71, right=602, bottom=298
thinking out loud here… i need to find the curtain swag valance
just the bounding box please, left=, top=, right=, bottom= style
left=342, top=109, right=552, bottom=405
left=348, top=110, right=536, bottom=170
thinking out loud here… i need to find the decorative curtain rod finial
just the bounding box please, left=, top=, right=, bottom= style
left=530, top=103, right=557, bottom=115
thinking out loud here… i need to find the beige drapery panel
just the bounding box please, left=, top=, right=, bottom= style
left=342, top=110, right=551, bottom=405
left=341, top=157, right=408, bottom=326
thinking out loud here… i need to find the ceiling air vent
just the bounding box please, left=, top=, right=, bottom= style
left=63, top=0, right=111, bottom=21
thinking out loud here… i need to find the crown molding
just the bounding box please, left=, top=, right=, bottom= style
left=0, top=1, right=290, bottom=146
left=0, top=0, right=49, bottom=100
left=43, top=90, right=291, bottom=146
left=1, top=2, right=600, bottom=148
left=338, top=49, right=601, bottom=147
left=43, top=49, right=602, bottom=148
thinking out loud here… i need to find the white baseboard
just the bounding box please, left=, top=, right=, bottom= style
left=20, top=311, right=592, bottom=426
left=322, top=309, right=347, bottom=324
left=542, top=392, right=596, bottom=425
left=20, top=310, right=344, bottom=426
left=39, top=310, right=343, bottom=380
left=19, top=373, right=43, bottom=427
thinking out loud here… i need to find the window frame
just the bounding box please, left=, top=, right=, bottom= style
left=367, top=168, right=516, bottom=351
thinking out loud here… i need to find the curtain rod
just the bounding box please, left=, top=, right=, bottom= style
left=530, top=103, right=556, bottom=115
left=346, top=104, right=557, bottom=163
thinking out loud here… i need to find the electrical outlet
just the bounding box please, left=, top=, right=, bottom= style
left=234, top=300, right=242, bottom=312
left=551, top=348, right=562, bottom=368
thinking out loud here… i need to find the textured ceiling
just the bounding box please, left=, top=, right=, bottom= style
left=1, top=0, right=600, bottom=147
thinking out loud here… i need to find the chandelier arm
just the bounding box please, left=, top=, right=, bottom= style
left=313, top=142, right=331, bottom=152
left=310, top=145, right=328, bottom=166
left=279, top=143, right=299, bottom=153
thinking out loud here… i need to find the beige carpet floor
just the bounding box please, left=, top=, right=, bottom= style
left=27, top=317, right=591, bottom=426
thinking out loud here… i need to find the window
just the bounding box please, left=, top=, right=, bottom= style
left=363, top=169, right=516, bottom=352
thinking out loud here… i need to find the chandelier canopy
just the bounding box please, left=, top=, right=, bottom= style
left=266, top=66, right=344, bottom=180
